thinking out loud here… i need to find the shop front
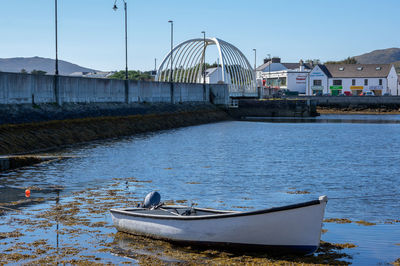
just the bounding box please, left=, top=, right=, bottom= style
left=369, top=86, right=383, bottom=96
left=311, top=86, right=324, bottom=95
left=330, top=86, right=342, bottom=96
left=350, top=86, right=363, bottom=96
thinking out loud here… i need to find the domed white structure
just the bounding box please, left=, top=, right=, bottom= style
left=156, top=37, right=257, bottom=97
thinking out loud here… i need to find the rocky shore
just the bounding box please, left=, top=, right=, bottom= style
left=317, top=106, right=400, bottom=114
left=0, top=103, right=230, bottom=155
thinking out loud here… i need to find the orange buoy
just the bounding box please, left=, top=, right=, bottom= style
left=25, top=189, right=31, bottom=198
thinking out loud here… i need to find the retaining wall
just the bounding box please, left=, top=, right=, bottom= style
left=228, top=99, right=318, bottom=118
left=0, top=72, right=229, bottom=105
left=294, top=96, right=400, bottom=109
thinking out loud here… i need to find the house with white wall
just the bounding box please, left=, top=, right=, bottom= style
left=202, top=67, right=231, bottom=84
left=308, top=64, right=398, bottom=96
left=398, top=74, right=400, bottom=96
left=256, top=57, right=312, bottom=95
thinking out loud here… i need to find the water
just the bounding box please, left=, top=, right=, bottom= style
left=1, top=114, right=400, bottom=264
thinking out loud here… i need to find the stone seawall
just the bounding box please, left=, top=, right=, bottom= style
left=0, top=103, right=230, bottom=155
left=294, top=96, right=400, bottom=110
left=228, top=99, right=318, bottom=118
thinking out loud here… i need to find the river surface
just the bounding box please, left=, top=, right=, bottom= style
left=1, top=114, right=400, bottom=264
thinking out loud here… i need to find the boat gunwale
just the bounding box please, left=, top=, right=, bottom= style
left=110, top=199, right=324, bottom=220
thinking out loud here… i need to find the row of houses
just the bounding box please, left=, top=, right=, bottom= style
left=255, top=57, right=399, bottom=96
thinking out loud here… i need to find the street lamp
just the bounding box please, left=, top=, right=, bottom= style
left=168, top=20, right=174, bottom=103
left=201, top=31, right=206, bottom=85
left=267, top=53, right=271, bottom=89
left=253, top=49, right=256, bottom=72
left=55, top=0, right=59, bottom=76
left=253, top=48, right=258, bottom=98
left=168, top=20, right=173, bottom=82
left=113, top=0, right=128, bottom=80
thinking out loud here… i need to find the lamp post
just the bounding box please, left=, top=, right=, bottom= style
left=113, top=0, right=129, bottom=103
left=168, top=20, right=174, bottom=82
left=253, top=48, right=259, bottom=98
left=267, top=53, right=271, bottom=90
left=168, top=20, right=174, bottom=103
left=113, top=0, right=128, bottom=80
left=253, top=49, right=256, bottom=72
left=201, top=31, right=206, bottom=85
left=201, top=31, right=206, bottom=101
left=55, top=0, right=59, bottom=76
left=54, top=0, right=60, bottom=105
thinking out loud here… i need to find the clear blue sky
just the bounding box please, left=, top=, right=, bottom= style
left=1, top=0, right=399, bottom=72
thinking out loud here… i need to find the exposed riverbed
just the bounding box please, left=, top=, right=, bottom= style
left=1, top=114, right=399, bottom=264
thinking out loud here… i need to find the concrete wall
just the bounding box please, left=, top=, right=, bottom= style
left=0, top=72, right=229, bottom=105
left=295, top=96, right=400, bottom=108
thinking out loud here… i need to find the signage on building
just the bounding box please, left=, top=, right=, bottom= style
left=311, top=86, right=323, bottom=90
left=369, top=86, right=383, bottom=90
left=330, top=86, right=342, bottom=90
left=350, top=86, right=363, bottom=90
left=296, top=75, right=307, bottom=84
left=310, top=72, right=325, bottom=77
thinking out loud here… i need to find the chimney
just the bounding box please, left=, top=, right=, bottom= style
left=264, top=58, right=271, bottom=64
left=271, top=57, right=281, bottom=63
left=299, top=59, right=304, bottom=71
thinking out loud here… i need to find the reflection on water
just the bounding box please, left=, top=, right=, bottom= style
left=0, top=114, right=399, bottom=264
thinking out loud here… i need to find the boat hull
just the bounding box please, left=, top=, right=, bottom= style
left=111, top=197, right=327, bottom=255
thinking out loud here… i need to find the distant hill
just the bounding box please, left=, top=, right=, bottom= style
left=354, top=48, right=400, bottom=64
left=392, top=61, right=400, bottom=73
left=0, top=56, right=97, bottom=75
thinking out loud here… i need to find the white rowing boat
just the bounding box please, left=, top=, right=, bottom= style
left=110, top=195, right=328, bottom=255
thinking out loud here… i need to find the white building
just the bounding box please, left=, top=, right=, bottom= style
left=69, top=71, right=115, bottom=78
left=308, top=64, right=398, bottom=96
left=202, top=67, right=231, bottom=84
left=398, top=74, right=400, bottom=96
left=256, top=57, right=312, bottom=96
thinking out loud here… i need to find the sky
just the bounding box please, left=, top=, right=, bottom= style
left=1, top=0, right=399, bottom=72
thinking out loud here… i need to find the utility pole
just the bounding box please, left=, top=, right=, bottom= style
left=113, top=0, right=129, bottom=103
left=54, top=0, right=60, bottom=105
left=168, top=20, right=174, bottom=103
left=201, top=31, right=206, bottom=101
left=253, top=49, right=259, bottom=98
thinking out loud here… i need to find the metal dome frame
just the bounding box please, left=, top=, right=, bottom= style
left=156, top=37, right=257, bottom=97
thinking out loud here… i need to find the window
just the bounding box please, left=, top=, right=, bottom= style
left=364, top=79, right=368, bottom=85
left=357, top=66, right=363, bottom=71
left=379, top=79, right=382, bottom=85
left=333, top=80, right=342, bottom=86
left=313, top=80, right=322, bottom=86
left=352, top=79, right=356, bottom=86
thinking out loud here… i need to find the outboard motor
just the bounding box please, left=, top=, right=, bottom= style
left=141, top=191, right=161, bottom=208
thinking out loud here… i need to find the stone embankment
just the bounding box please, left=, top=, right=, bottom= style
left=294, top=96, right=400, bottom=114
left=0, top=103, right=230, bottom=156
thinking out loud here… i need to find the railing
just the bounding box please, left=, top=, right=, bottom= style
left=229, top=99, right=239, bottom=108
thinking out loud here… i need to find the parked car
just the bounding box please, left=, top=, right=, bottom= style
left=344, top=91, right=353, bottom=96
left=362, top=91, right=375, bottom=96
left=383, top=92, right=391, bottom=96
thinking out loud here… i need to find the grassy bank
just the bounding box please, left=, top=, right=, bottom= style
left=0, top=108, right=230, bottom=156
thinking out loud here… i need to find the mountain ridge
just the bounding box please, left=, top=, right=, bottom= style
left=0, top=56, right=98, bottom=75
left=354, top=48, right=400, bottom=65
